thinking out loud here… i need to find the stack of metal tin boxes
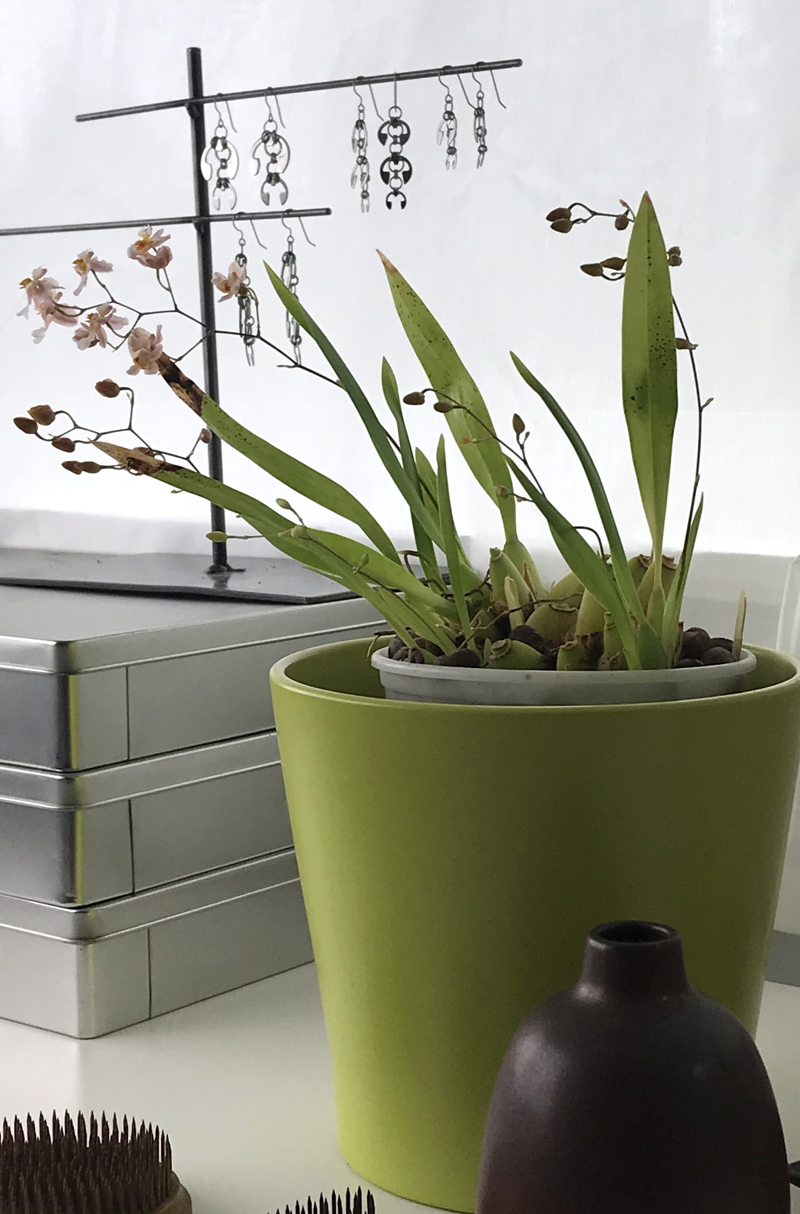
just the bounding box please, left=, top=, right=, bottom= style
left=0, top=580, right=378, bottom=1038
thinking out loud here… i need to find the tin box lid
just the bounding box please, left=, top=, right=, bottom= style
left=0, top=850, right=299, bottom=941
left=0, top=732, right=281, bottom=809
left=0, top=577, right=381, bottom=673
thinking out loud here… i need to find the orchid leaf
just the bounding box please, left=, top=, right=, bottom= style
left=264, top=263, right=444, bottom=550
left=662, top=494, right=704, bottom=658
left=381, top=358, right=441, bottom=586
left=621, top=193, right=678, bottom=564
left=436, top=436, right=473, bottom=642
left=379, top=253, right=518, bottom=542
left=199, top=393, right=399, bottom=562
left=509, top=353, right=645, bottom=626
left=508, top=461, right=641, bottom=667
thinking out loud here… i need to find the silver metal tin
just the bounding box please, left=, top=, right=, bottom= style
left=0, top=733, right=290, bottom=905
left=0, top=852, right=312, bottom=1038
left=0, top=584, right=380, bottom=768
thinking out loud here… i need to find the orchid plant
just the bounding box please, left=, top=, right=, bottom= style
left=14, top=195, right=740, bottom=673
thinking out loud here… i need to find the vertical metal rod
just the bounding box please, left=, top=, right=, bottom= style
left=187, top=46, right=230, bottom=573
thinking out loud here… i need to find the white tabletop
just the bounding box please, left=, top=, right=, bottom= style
left=0, top=964, right=798, bottom=1214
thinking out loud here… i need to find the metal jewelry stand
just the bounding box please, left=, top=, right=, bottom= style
left=0, top=48, right=522, bottom=602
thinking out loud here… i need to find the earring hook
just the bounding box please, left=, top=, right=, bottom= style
left=231, top=215, right=247, bottom=254
left=249, top=219, right=268, bottom=250
left=280, top=214, right=316, bottom=248
left=367, top=82, right=384, bottom=121
left=213, top=96, right=238, bottom=133
left=438, top=69, right=454, bottom=92
left=469, top=64, right=507, bottom=109
left=353, top=78, right=365, bottom=104
left=456, top=73, right=476, bottom=110
left=264, top=90, right=286, bottom=127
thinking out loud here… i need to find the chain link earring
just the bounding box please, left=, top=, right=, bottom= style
left=231, top=219, right=261, bottom=366
left=458, top=67, right=507, bottom=168
left=377, top=76, right=412, bottom=209
left=280, top=219, right=301, bottom=365
left=350, top=82, right=371, bottom=213
left=202, top=100, right=239, bottom=210
left=251, top=94, right=291, bottom=206
left=436, top=73, right=458, bottom=170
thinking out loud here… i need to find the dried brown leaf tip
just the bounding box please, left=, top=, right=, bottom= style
left=28, top=404, right=56, bottom=425
left=95, top=378, right=121, bottom=398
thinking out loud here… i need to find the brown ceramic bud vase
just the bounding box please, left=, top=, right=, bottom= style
left=476, top=921, right=789, bottom=1214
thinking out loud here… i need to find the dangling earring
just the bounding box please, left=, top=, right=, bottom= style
left=202, top=100, right=239, bottom=210
left=436, top=74, right=458, bottom=170
left=280, top=219, right=302, bottom=366
left=350, top=82, right=371, bottom=213
left=232, top=220, right=261, bottom=366
left=377, top=76, right=412, bottom=209
left=458, top=67, right=507, bottom=169
left=251, top=93, right=290, bottom=206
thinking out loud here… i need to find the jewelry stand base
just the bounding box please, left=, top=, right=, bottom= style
left=0, top=549, right=352, bottom=604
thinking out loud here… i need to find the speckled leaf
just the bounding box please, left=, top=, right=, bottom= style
left=621, top=194, right=678, bottom=557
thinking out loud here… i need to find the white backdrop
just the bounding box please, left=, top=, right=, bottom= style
left=1, top=0, right=799, bottom=563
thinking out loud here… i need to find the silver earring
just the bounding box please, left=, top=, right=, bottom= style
left=202, top=100, right=239, bottom=210
left=232, top=220, right=260, bottom=366
left=280, top=220, right=302, bottom=365
left=377, top=76, right=412, bottom=209
left=251, top=94, right=290, bottom=206
left=437, top=74, right=458, bottom=170
left=350, top=82, right=371, bottom=213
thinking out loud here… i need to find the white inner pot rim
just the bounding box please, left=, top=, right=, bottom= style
left=371, top=647, right=757, bottom=685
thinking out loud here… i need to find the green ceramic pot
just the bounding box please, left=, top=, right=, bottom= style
left=270, top=640, right=800, bottom=1213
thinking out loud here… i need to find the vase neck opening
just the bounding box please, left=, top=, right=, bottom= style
left=578, top=921, right=690, bottom=1000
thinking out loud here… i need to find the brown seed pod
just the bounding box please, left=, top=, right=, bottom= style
left=62, top=460, right=83, bottom=474
left=614, top=214, right=630, bottom=230
left=51, top=436, right=76, bottom=453
left=402, top=391, right=426, bottom=406
left=580, top=263, right=604, bottom=277
left=14, top=416, right=38, bottom=434
left=545, top=207, right=571, bottom=222
left=28, top=404, right=56, bottom=425
left=77, top=461, right=104, bottom=474
left=199, top=428, right=212, bottom=443
left=550, top=218, right=573, bottom=234
left=95, top=378, right=121, bottom=398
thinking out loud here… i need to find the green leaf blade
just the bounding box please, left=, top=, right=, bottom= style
left=621, top=193, right=678, bottom=560
left=379, top=254, right=518, bottom=542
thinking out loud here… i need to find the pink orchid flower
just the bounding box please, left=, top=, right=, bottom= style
left=212, top=261, right=248, bottom=302
left=18, top=267, right=63, bottom=318
left=73, top=250, right=113, bottom=296
left=72, top=304, right=127, bottom=351
left=127, top=226, right=172, bottom=269
left=127, top=325, right=164, bottom=375
left=31, top=293, right=81, bottom=343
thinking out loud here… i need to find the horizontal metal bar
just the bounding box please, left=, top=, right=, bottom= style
left=0, top=208, right=331, bottom=239
left=75, top=57, right=523, bottom=122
